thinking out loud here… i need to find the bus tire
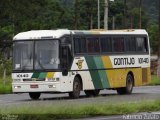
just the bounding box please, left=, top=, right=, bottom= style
left=117, top=74, right=134, bottom=95
left=69, top=77, right=81, bottom=99
left=84, top=89, right=100, bottom=97
left=29, top=92, right=41, bottom=100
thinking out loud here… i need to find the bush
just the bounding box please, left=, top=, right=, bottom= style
left=0, top=54, right=12, bottom=76
left=0, top=84, right=12, bottom=94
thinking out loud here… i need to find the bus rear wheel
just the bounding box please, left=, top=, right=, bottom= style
left=117, top=74, right=134, bottom=95
left=29, top=92, right=41, bottom=100
left=84, top=89, right=100, bottom=97
left=69, top=77, right=81, bottom=99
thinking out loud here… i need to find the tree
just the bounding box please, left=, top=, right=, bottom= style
left=109, top=0, right=125, bottom=29
left=73, top=0, right=97, bottom=30
left=147, top=24, right=158, bottom=53
left=158, top=0, right=160, bottom=57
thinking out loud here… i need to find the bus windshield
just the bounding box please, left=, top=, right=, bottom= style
left=13, top=40, right=60, bottom=71
left=35, top=40, right=59, bottom=70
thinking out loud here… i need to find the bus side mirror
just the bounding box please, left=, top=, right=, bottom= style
left=61, top=46, right=69, bottom=76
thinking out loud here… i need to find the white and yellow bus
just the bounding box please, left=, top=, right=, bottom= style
left=12, top=29, right=150, bottom=99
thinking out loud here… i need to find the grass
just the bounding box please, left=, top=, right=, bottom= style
left=0, top=84, right=12, bottom=94
left=149, top=75, right=160, bottom=85
left=0, top=100, right=160, bottom=119
left=0, top=75, right=12, bottom=94
left=0, top=75, right=160, bottom=119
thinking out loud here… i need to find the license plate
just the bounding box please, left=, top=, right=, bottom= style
left=30, top=84, right=38, bottom=88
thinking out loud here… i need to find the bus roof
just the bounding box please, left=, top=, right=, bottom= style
left=13, top=29, right=148, bottom=40
left=13, top=29, right=71, bottom=40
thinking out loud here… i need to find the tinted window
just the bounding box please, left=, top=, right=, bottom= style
left=125, top=37, right=136, bottom=52
left=113, top=37, right=124, bottom=52
left=74, top=37, right=87, bottom=53
left=100, top=37, right=112, bottom=52
left=87, top=37, right=100, bottom=53
left=136, top=37, right=148, bottom=52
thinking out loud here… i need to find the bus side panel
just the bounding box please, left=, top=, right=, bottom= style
left=106, top=69, right=126, bottom=88
left=142, top=67, right=151, bottom=85
left=125, top=68, right=142, bottom=86
left=85, top=56, right=110, bottom=89
left=59, top=72, right=75, bottom=92
left=106, top=67, right=146, bottom=88
left=71, top=56, right=111, bottom=90
left=70, top=55, right=150, bottom=90
left=78, top=71, right=95, bottom=90
left=147, top=68, right=151, bottom=84
left=71, top=57, right=95, bottom=90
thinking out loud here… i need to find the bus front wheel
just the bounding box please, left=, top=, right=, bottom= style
left=69, top=77, right=81, bottom=99
left=117, top=74, right=134, bottom=95
left=29, top=92, right=41, bottom=100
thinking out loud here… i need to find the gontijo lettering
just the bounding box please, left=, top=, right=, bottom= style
left=114, top=57, right=135, bottom=65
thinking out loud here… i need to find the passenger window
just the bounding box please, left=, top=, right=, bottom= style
left=87, top=37, right=100, bottom=53
left=74, top=37, right=87, bottom=53
left=136, top=37, right=148, bottom=52
left=113, top=37, right=124, bottom=52
left=125, top=37, right=136, bottom=52
left=100, top=37, right=112, bottom=52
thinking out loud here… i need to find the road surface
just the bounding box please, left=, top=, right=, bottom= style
left=0, top=86, right=160, bottom=107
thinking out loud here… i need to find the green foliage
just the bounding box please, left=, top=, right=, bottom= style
left=0, top=75, right=12, bottom=94
left=0, top=26, right=14, bottom=40
left=0, top=54, right=12, bottom=76
left=0, top=0, right=159, bottom=53
left=0, top=84, right=12, bottom=94
left=147, top=24, right=159, bottom=53
left=149, top=75, right=160, bottom=85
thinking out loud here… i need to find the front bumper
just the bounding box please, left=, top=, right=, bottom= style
left=12, top=82, right=61, bottom=93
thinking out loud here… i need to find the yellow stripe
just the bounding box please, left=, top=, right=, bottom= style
left=101, top=56, right=114, bottom=87
left=46, top=72, right=55, bottom=78
left=101, top=56, right=112, bottom=68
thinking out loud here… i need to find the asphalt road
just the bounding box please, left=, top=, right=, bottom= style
left=0, top=86, right=160, bottom=107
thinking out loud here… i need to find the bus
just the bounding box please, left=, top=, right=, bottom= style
left=12, top=29, right=151, bottom=99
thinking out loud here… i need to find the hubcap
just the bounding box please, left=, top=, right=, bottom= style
left=74, top=81, right=79, bottom=91
left=127, top=76, right=133, bottom=91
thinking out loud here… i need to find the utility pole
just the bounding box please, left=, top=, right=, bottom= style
left=124, top=0, right=127, bottom=29
left=104, top=0, right=109, bottom=30
left=112, top=16, right=115, bottom=29
left=98, top=0, right=100, bottom=29
left=74, top=0, right=79, bottom=29
left=139, top=0, right=142, bottom=29
left=158, top=0, right=160, bottom=57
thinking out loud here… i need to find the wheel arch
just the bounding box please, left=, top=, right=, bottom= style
left=75, top=74, right=83, bottom=90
